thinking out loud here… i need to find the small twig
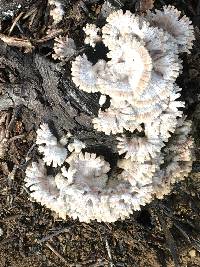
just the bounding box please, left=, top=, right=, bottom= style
left=35, top=29, right=63, bottom=43
left=174, top=222, right=200, bottom=253
left=105, top=239, right=114, bottom=267
left=37, top=228, right=70, bottom=244
left=39, top=233, right=107, bottom=267
left=158, top=214, right=180, bottom=267
left=16, top=22, right=25, bottom=35
left=23, top=7, right=38, bottom=20
left=8, top=134, right=24, bottom=143
left=22, top=185, right=31, bottom=195
left=0, top=162, right=9, bottom=175
left=0, top=33, right=33, bottom=49
left=45, top=242, right=69, bottom=265
left=190, top=237, right=200, bottom=252
left=9, top=12, right=24, bottom=35
left=6, top=110, right=16, bottom=134
left=25, top=143, right=37, bottom=162
left=28, top=9, right=38, bottom=28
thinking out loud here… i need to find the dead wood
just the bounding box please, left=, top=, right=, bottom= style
left=0, top=41, right=118, bottom=154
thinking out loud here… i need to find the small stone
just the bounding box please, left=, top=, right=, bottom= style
left=189, top=249, right=196, bottom=258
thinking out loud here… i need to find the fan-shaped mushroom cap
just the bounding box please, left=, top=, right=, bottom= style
left=38, top=144, right=68, bottom=167
left=117, top=135, right=164, bottom=163
left=72, top=38, right=152, bottom=99
left=36, top=123, right=57, bottom=146
left=153, top=120, right=194, bottom=199
left=71, top=54, right=105, bottom=93
left=117, top=158, right=156, bottom=187
left=83, top=24, right=101, bottom=47
left=97, top=38, right=152, bottom=99
left=36, top=124, right=68, bottom=167
left=102, top=10, right=150, bottom=48
left=65, top=152, right=110, bottom=190
left=71, top=7, right=194, bottom=138
left=49, top=0, right=65, bottom=24
left=93, top=103, right=142, bottom=135
left=67, top=139, right=86, bottom=153
left=146, top=5, right=195, bottom=53
left=25, top=160, right=60, bottom=206
left=52, top=35, right=76, bottom=61
left=25, top=151, right=154, bottom=222
left=71, top=8, right=191, bottom=136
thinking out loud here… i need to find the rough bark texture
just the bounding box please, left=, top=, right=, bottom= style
left=0, top=41, right=118, bottom=155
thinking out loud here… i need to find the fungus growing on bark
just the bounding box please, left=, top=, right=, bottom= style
left=49, top=0, right=65, bottom=25
left=83, top=24, right=101, bottom=47
left=25, top=6, right=195, bottom=222
left=36, top=123, right=68, bottom=167
left=25, top=119, right=193, bottom=222
left=146, top=5, right=195, bottom=53
left=52, top=35, right=76, bottom=61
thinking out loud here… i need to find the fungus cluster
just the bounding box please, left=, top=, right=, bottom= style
left=49, top=0, right=65, bottom=25
left=25, top=6, right=195, bottom=222
left=52, top=35, right=76, bottom=61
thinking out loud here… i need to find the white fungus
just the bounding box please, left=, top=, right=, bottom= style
left=146, top=5, right=195, bottom=53
left=36, top=123, right=68, bottom=167
left=25, top=6, right=195, bottom=222
left=83, top=24, right=101, bottom=47
left=52, top=35, right=76, bottom=61
left=25, top=120, right=193, bottom=222
left=67, top=139, right=86, bottom=153
left=49, top=0, right=65, bottom=24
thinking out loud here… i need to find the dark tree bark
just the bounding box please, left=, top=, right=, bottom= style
left=0, top=42, right=118, bottom=157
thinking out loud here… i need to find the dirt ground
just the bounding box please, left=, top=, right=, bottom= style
left=0, top=0, right=200, bottom=266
